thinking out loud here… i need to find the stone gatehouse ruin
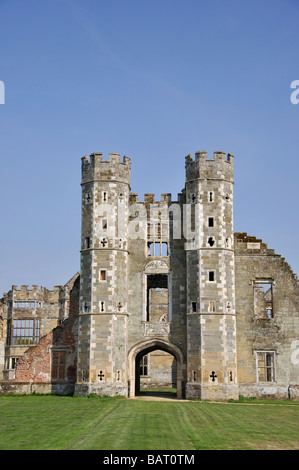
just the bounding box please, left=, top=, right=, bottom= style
left=0, top=150, right=298, bottom=401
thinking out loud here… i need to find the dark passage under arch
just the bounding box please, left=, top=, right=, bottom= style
left=135, top=346, right=177, bottom=397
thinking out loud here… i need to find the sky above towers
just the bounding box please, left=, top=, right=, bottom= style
left=0, top=0, right=298, bottom=294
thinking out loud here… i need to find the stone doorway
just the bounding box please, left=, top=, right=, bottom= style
left=136, top=349, right=176, bottom=398
left=128, top=339, right=184, bottom=399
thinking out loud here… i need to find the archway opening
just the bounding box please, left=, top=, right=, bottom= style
left=128, top=339, right=184, bottom=399
left=136, top=348, right=177, bottom=398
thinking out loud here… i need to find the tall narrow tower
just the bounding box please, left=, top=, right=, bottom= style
left=75, top=152, right=131, bottom=396
left=185, top=151, right=238, bottom=400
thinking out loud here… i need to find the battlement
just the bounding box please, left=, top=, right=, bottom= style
left=81, top=152, right=131, bottom=186
left=129, top=193, right=185, bottom=205
left=11, top=285, right=62, bottom=295
left=4, top=284, right=63, bottom=303
left=185, top=150, right=234, bottom=183
left=81, top=152, right=131, bottom=166
left=186, top=151, right=234, bottom=163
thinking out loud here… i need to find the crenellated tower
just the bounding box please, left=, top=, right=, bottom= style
left=184, top=151, right=238, bottom=400
left=75, top=152, right=131, bottom=396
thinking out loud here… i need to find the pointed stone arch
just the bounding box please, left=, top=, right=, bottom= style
left=128, top=338, right=185, bottom=398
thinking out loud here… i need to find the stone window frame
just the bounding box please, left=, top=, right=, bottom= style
left=11, top=318, right=40, bottom=346
left=147, top=218, right=169, bottom=258
left=208, top=217, right=214, bottom=227
left=85, top=192, right=92, bottom=204
left=143, top=261, right=170, bottom=322
left=190, top=193, right=197, bottom=204
left=85, top=237, right=91, bottom=249
left=102, top=219, right=108, bottom=231
left=253, top=279, right=274, bottom=319
left=99, top=269, right=107, bottom=282
left=254, top=350, right=276, bottom=383
left=82, top=301, right=90, bottom=313
left=207, top=236, right=216, bottom=247
left=4, top=356, right=20, bottom=370
left=208, top=191, right=214, bottom=203
left=140, top=354, right=150, bottom=377
left=13, top=300, right=42, bottom=309
left=147, top=241, right=168, bottom=257
left=102, top=191, right=108, bottom=202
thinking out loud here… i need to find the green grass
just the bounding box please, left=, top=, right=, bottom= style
left=139, top=386, right=177, bottom=394
left=0, top=395, right=298, bottom=450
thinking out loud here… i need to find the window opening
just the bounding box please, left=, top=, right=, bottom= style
left=208, top=237, right=215, bottom=247
left=208, top=217, right=214, bottom=227
left=140, top=354, right=148, bottom=376
left=256, top=351, right=275, bottom=382
left=253, top=281, right=273, bottom=318
left=100, top=270, right=106, bottom=281
left=11, top=357, right=18, bottom=369
left=148, top=241, right=168, bottom=256
left=191, top=301, right=197, bottom=313
left=14, top=301, right=39, bottom=308
left=210, top=371, right=217, bottom=382
left=154, top=242, right=160, bottom=256
left=52, top=350, right=67, bottom=381
left=161, top=242, right=168, bottom=256
left=146, top=274, right=168, bottom=322
left=147, top=242, right=154, bottom=256
left=209, top=271, right=215, bottom=282
left=100, top=238, right=107, bottom=247
left=12, top=319, right=40, bottom=345
left=98, top=370, right=105, bottom=381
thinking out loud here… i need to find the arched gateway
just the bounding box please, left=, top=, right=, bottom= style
left=75, top=151, right=239, bottom=402
left=128, top=339, right=184, bottom=398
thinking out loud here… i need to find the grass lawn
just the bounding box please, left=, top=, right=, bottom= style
left=0, top=394, right=298, bottom=450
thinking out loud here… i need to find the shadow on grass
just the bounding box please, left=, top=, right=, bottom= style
left=137, top=387, right=178, bottom=400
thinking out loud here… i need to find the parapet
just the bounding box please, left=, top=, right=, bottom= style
left=129, top=193, right=173, bottom=205
left=9, top=284, right=62, bottom=301
left=185, top=151, right=234, bottom=183
left=81, top=152, right=131, bottom=186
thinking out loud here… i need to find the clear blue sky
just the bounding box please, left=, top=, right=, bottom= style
left=0, top=0, right=298, bottom=295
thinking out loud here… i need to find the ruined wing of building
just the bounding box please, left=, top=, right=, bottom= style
left=0, top=151, right=298, bottom=401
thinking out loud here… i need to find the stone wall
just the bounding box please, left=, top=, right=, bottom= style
left=235, top=232, right=299, bottom=399
left=0, top=275, right=79, bottom=395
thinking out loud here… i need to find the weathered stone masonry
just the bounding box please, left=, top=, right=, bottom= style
left=0, top=150, right=298, bottom=400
